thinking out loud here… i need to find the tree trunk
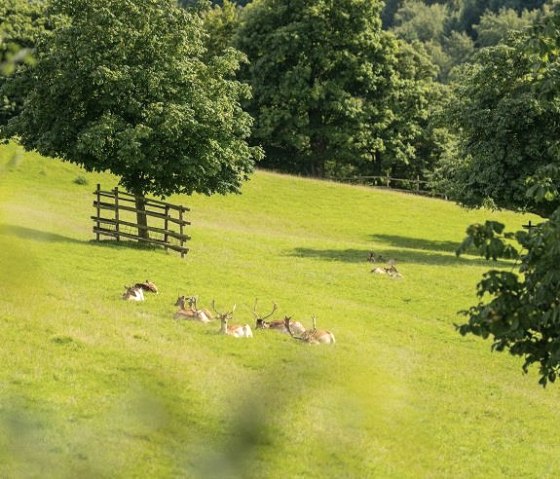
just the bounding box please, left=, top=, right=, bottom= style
left=310, top=136, right=326, bottom=178
left=135, top=195, right=149, bottom=240
left=309, top=108, right=326, bottom=178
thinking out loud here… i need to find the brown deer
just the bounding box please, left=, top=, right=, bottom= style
left=367, top=251, right=386, bottom=263
left=122, top=285, right=145, bottom=301
left=285, top=316, right=335, bottom=344
left=174, top=295, right=212, bottom=323
left=213, top=301, right=253, bottom=338
left=371, top=259, right=402, bottom=278
left=188, top=296, right=214, bottom=320
left=253, top=300, right=306, bottom=335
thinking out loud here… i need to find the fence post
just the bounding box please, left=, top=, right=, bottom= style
left=164, top=205, right=169, bottom=253
left=114, top=187, right=120, bottom=242
left=416, top=175, right=420, bottom=192
left=179, top=207, right=185, bottom=259
left=95, top=184, right=101, bottom=241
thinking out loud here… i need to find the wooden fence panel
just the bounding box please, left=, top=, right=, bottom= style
left=92, top=184, right=190, bottom=258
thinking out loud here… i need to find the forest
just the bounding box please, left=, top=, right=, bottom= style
left=1, top=0, right=560, bottom=383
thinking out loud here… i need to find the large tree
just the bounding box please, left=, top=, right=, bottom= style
left=0, top=0, right=261, bottom=238
left=442, top=25, right=560, bottom=218
left=235, top=0, right=440, bottom=180
left=449, top=10, right=560, bottom=385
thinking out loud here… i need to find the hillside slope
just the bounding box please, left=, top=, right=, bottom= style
left=1, top=143, right=559, bottom=478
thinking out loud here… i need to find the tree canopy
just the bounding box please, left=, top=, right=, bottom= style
left=235, top=0, right=440, bottom=180
left=1, top=0, right=261, bottom=200
left=452, top=9, right=560, bottom=385
left=441, top=27, right=560, bottom=218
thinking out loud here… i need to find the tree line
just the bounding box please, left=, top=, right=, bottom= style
left=1, top=0, right=560, bottom=384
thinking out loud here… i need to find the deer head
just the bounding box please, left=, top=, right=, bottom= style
left=174, top=295, right=187, bottom=308
left=253, top=299, right=278, bottom=327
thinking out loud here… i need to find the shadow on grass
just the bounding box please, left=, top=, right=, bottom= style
left=0, top=224, right=83, bottom=244
left=370, top=234, right=460, bottom=253
left=0, top=224, right=162, bottom=253
left=286, top=231, right=519, bottom=267
left=89, top=239, right=161, bottom=253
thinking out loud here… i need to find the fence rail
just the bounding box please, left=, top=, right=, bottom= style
left=92, top=184, right=190, bottom=258
left=338, top=175, right=446, bottom=198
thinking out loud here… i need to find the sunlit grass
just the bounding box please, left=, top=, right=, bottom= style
left=1, top=143, right=559, bottom=478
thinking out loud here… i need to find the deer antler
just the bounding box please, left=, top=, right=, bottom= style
left=263, top=302, right=277, bottom=320
left=311, top=316, right=317, bottom=330
left=211, top=300, right=223, bottom=317
left=253, top=299, right=277, bottom=320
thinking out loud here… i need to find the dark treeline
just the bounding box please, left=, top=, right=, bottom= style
left=1, top=0, right=557, bottom=185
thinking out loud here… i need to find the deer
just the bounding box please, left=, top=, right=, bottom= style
left=253, top=300, right=306, bottom=335
left=122, top=285, right=145, bottom=301
left=188, top=296, right=214, bottom=320
left=174, top=295, right=212, bottom=323
left=134, top=280, right=159, bottom=294
left=371, top=259, right=402, bottom=278
left=367, top=251, right=386, bottom=263
left=213, top=301, right=253, bottom=338
left=285, top=316, right=335, bottom=344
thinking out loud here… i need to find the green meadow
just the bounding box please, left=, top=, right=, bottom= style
left=1, top=142, right=559, bottom=478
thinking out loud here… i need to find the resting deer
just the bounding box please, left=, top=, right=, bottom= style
left=188, top=296, right=214, bottom=320
left=253, top=300, right=306, bottom=335
left=213, top=301, right=253, bottom=338
left=371, top=259, right=402, bottom=278
left=174, top=295, right=212, bottom=323
left=285, top=316, right=335, bottom=344
left=122, top=285, right=145, bottom=301
left=134, top=280, right=159, bottom=294
left=367, top=251, right=386, bottom=263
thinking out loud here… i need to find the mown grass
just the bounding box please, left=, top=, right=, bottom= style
left=1, top=142, right=559, bottom=478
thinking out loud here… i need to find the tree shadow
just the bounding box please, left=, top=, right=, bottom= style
left=90, top=239, right=161, bottom=252
left=287, top=246, right=512, bottom=268
left=0, top=224, right=84, bottom=244
left=370, top=234, right=460, bottom=253
left=0, top=224, right=162, bottom=253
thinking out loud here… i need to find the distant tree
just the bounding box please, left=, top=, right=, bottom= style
left=449, top=9, right=560, bottom=385
left=201, top=0, right=241, bottom=59
left=358, top=39, right=447, bottom=181
left=0, top=0, right=261, bottom=239
left=235, top=0, right=440, bottom=180
left=390, top=0, right=475, bottom=82
left=457, top=0, right=546, bottom=37
left=474, top=8, right=538, bottom=47
left=441, top=31, right=560, bottom=217
left=393, top=0, right=447, bottom=43
left=382, top=0, right=404, bottom=28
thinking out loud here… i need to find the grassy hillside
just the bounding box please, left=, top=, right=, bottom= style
left=1, top=142, right=559, bottom=478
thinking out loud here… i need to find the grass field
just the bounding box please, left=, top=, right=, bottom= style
left=1, top=142, right=560, bottom=478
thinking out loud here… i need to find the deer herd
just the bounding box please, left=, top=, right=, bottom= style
left=121, top=282, right=336, bottom=344
left=122, top=254, right=399, bottom=343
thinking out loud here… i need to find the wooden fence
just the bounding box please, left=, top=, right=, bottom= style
left=92, top=184, right=190, bottom=258
left=339, top=175, right=446, bottom=198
